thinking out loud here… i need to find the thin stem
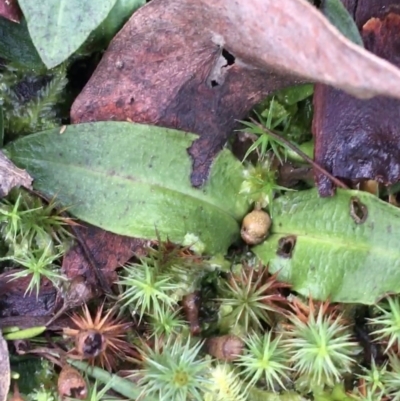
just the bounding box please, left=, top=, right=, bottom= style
left=68, top=359, right=157, bottom=401
left=248, top=118, right=349, bottom=190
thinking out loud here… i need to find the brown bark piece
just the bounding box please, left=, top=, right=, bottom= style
left=71, top=0, right=301, bottom=186
left=0, top=271, right=58, bottom=318
left=62, top=223, right=148, bottom=290
left=313, top=6, right=400, bottom=196
left=0, top=0, right=21, bottom=23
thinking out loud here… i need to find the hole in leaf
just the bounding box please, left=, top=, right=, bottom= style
left=222, top=48, right=235, bottom=66
left=350, top=196, right=368, bottom=224
left=277, top=235, right=297, bottom=258
left=210, top=80, right=219, bottom=87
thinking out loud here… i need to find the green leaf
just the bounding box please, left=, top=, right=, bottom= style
left=95, top=0, right=145, bottom=42
left=253, top=188, right=400, bottom=304
left=18, top=0, right=118, bottom=68
left=321, top=0, right=364, bottom=47
left=6, top=122, right=249, bottom=254
left=0, top=18, right=45, bottom=69
left=275, top=84, right=314, bottom=107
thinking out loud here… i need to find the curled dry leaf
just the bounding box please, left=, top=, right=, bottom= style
left=0, top=330, right=10, bottom=401
left=0, top=150, right=32, bottom=197
left=313, top=2, right=400, bottom=196
left=0, top=0, right=21, bottom=23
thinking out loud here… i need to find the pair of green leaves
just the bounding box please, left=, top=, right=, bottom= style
left=7, top=121, right=400, bottom=304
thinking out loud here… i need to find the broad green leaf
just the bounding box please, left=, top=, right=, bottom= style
left=95, top=0, right=146, bottom=42
left=254, top=188, right=400, bottom=304
left=7, top=122, right=249, bottom=254
left=0, top=18, right=44, bottom=69
left=18, top=0, right=118, bottom=68
left=321, top=0, right=364, bottom=47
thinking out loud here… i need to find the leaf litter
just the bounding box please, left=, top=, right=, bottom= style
left=4, top=0, right=400, bottom=399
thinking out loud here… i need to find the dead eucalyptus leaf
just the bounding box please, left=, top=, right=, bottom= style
left=0, top=0, right=21, bottom=23
left=197, top=0, right=400, bottom=99
left=0, top=150, right=32, bottom=197
left=71, top=0, right=301, bottom=187
left=0, top=330, right=10, bottom=401
left=313, top=6, right=400, bottom=196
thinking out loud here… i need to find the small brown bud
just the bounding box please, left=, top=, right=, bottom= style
left=205, top=335, right=244, bottom=361
left=182, top=291, right=201, bottom=335
left=241, top=210, right=271, bottom=245
left=58, top=365, right=87, bottom=400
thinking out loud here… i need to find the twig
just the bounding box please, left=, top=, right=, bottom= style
left=69, top=224, right=113, bottom=295
left=249, top=117, right=349, bottom=189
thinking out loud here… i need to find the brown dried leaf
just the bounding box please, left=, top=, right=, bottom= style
left=0, top=150, right=32, bottom=197
left=0, top=330, right=10, bottom=401
left=313, top=6, right=400, bottom=196
left=71, top=0, right=301, bottom=186
left=62, top=223, right=148, bottom=290
left=197, top=0, right=400, bottom=99
left=0, top=0, right=21, bottom=23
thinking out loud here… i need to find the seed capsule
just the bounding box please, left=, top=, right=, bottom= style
left=182, top=292, right=201, bottom=335
left=57, top=364, right=87, bottom=400
left=205, top=335, right=244, bottom=361
left=241, top=210, right=271, bottom=245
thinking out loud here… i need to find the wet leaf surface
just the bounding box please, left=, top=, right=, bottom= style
left=254, top=189, right=400, bottom=304
left=7, top=122, right=249, bottom=254
left=313, top=5, right=400, bottom=196
left=0, top=150, right=32, bottom=197
left=0, top=0, right=21, bottom=22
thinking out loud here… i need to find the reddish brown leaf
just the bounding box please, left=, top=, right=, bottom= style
left=62, top=223, right=148, bottom=290
left=70, top=0, right=303, bottom=186
left=313, top=4, right=400, bottom=196
left=0, top=0, right=21, bottom=23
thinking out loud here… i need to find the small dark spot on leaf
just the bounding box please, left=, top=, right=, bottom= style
left=116, top=99, right=124, bottom=108
left=350, top=196, right=368, bottom=224
left=129, top=96, right=135, bottom=104
left=387, top=225, right=392, bottom=233
left=277, top=235, right=297, bottom=258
